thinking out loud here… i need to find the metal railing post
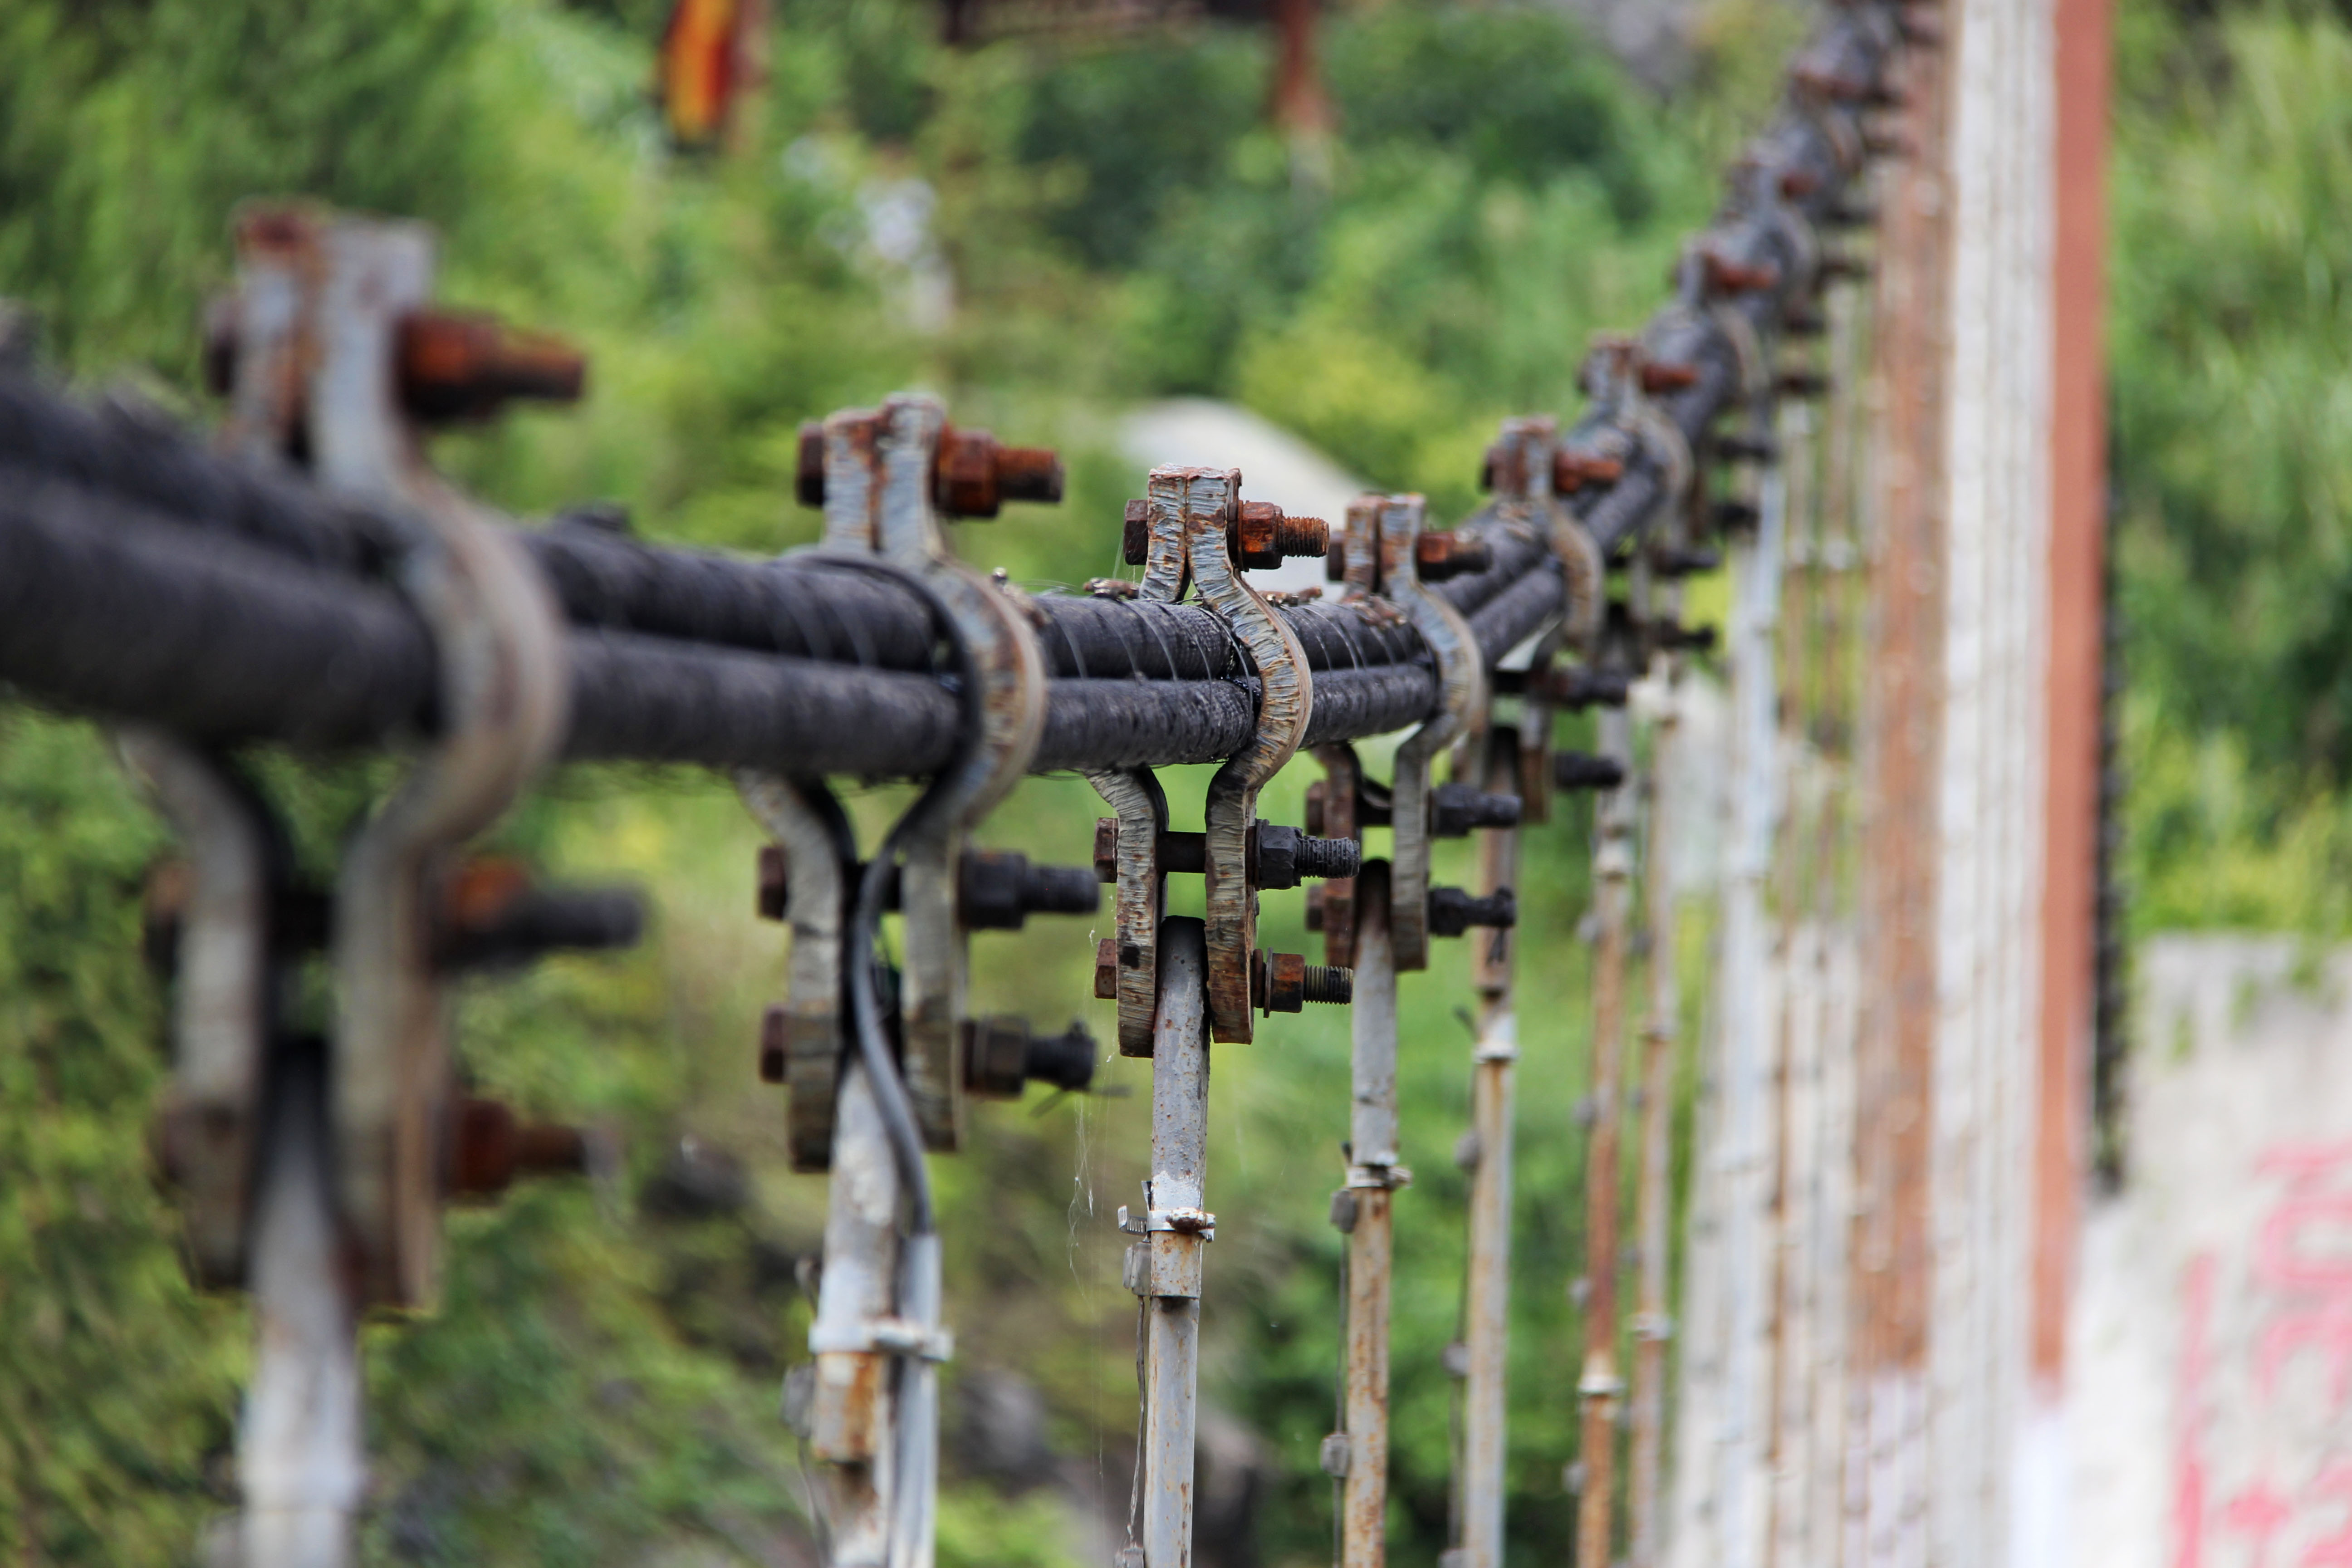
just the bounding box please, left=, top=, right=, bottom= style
left=1133, top=919, right=1212, bottom=1568
left=1628, top=643, right=1682, bottom=1568
left=238, top=1047, right=364, bottom=1568
left=1577, top=699, right=1637, bottom=1568
left=1460, top=732, right=1523, bottom=1568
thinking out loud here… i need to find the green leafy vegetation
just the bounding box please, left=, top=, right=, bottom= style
left=2111, top=0, right=2352, bottom=934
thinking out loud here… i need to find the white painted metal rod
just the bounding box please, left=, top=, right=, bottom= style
left=238, top=1049, right=364, bottom=1568
left=1138, top=918, right=1211, bottom=1568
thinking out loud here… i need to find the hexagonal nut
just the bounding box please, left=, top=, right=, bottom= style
left=1122, top=499, right=1153, bottom=565
left=759, top=1004, right=789, bottom=1084
left=1234, top=500, right=1329, bottom=570
left=757, top=843, right=790, bottom=921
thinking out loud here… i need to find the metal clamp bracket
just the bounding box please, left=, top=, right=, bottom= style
left=781, top=394, right=1052, bottom=1151
left=218, top=208, right=572, bottom=1310
left=1336, top=493, right=1487, bottom=972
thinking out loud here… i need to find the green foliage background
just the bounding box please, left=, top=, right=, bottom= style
left=0, top=0, right=2336, bottom=1560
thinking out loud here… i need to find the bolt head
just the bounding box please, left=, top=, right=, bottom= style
left=1094, top=937, right=1119, bottom=1001
left=1122, top=500, right=1152, bottom=565
left=1093, top=817, right=1120, bottom=882
left=759, top=1005, right=789, bottom=1084
left=757, top=844, right=790, bottom=921
left=795, top=422, right=826, bottom=507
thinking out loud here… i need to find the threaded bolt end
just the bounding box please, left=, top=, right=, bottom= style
left=1302, top=965, right=1353, bottom=1005
left=1275, top=515, right=1329, bottom=558
left=1296, top=834, right=1362, bottom=881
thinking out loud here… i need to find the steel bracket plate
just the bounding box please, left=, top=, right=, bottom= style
left=1088, top=767, right=1169, bottom=1056
left=1346, top=493, right=1486, bottom=973
left=739, top=776, right=854, bottom=1171
left=222, top=210, right=570, bottom=1312
left=1162, top=467, right=1310, bottom=1043
left=806, top=395, right=1048, bottom=1149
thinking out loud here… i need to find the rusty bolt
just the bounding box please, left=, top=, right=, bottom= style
left=1414, top=530, right=1493, bottom=581
left=935, top=426, right=1065, bottom=519
left=1702, top=252, right=1781, bottom=297
left=964, top=1016, right=1096, bottom=1098
left=1093, top=817, right=1122, bottom=882
left=795, top=423, right=827, bottom=507
left=1094, top=937, right=1120, bottom=1001
left=757, top=844, right=790, bottom=921
left=759, top=1004, right=789, bottom=1084
left=1640, top=361, right=1701, bottom=396
left=1552, top=451, right=1626, bottom=494
left=1793, top=64, right=1876, bottom=104
left=397, top=309, right=586, bottom=424
left=1252, top=949, right=1355, bottom=1013
left=795, top=421, right=1063, bottom=516
left=447, top=1097, right=591, bottom=1200
left=1234, top=500, right=1329, bottom=571
left=1778, top=167, right=1824, bottom=201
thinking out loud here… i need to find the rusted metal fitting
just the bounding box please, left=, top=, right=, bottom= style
left=396, top=310, right=586, bottom=424
left=1429, top=782, right=1522, bottom=838
left=432, top=857, right=642, bottom=970
left=1553, top=751, right=1628, bottom=792
left=795, top=418, right=1064, bottom=517
left=957, top=848, right=1098, bottom=930
left=1120, top=496, right=1327, bottom=571
left=758, top=842, right=1093, bottom=930
left=1651, top=545, right=1724, bottom=578
left=1415, top=529, right=1494, bottom=581
left=1429, top=886, right=1517, bottom=938
left=1235, top=500, right=1329, bottom=569
left=446, top=1097, right=593, bottom=1200
left=1791, top=63, right=1878, bottom=104
left=205, top=294, right=588, bottom=427
left=1700, top=251, right=1781, bottom=297
left=1638, top=361, right=1701, bottom=396
left=1552, top=450, right=1627, bottom=495
left=1092, top=819, right=1357, bottom=891
left=962, top=1017, right=1097, bottom=1098
left=1251, top=948, right=1354, bottom=1013
left=758, top=1004, right=790, bottom=1084
left=1253, top=821, right=1362, bottom=889
left=1490, top=664, right=1631, bottom=709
